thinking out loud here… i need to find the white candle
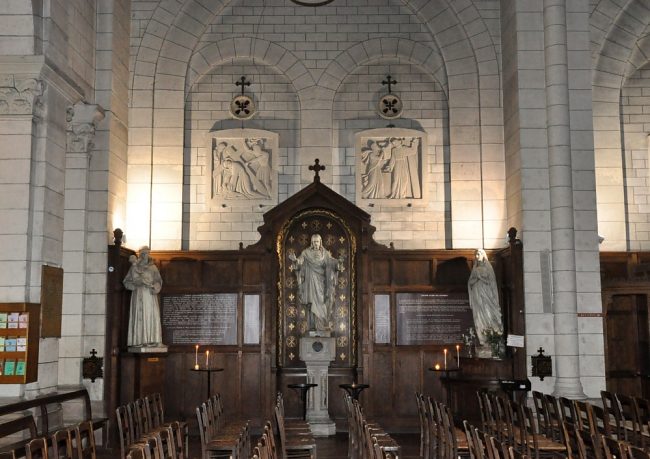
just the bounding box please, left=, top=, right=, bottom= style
left=444, top=348, right=447, bottom=370
left=434, top=363, right=440, bottom=371
left=195, top=344, right=199, bottom=368
left=205, top=350, right=210, bottom=368
left=456, top=344, right=460, bottom=367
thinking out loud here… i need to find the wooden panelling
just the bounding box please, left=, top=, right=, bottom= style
left=160, top=259, right=200, bottom=289
left=371, top=259, right=390, bottom=285
left=394, top=259, right=431, bottom=286
left=202, top=260, right=240, bottom=287
left=243, top=260, right=263, bottom=285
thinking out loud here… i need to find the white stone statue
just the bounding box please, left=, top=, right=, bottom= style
left=467, top=249, right=503, bottom=351
left=288, top=234, right=343, bottom=332
left=123, top=246, right=164, bottom=348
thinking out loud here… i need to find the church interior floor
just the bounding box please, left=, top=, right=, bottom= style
left=99, top=432, right=421, bottom=458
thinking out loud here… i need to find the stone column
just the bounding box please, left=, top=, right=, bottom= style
left=543, top=0, right=585, bottom=399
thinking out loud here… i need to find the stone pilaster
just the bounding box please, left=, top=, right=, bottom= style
left=59, top=101, right=105, bottom=387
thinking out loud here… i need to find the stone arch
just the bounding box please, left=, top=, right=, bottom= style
left=319, top=38, right=447, bottom=94
left=592, top=0, right=650, bottom=250
left=187, top=38, right=316, bottom=96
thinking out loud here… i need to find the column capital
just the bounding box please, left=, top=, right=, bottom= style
left=66, top=101, right=105, bottom=154
left=0, top=76, right=44, bottom=117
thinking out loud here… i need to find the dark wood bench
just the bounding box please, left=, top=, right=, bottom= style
left=0, top=388, right=109, bottom=451
left=0, top=414, right=38, bottom=456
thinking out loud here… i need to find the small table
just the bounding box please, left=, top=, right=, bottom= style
left=429, top=367, right=461, bottom=408
left=190, top=367, right=224, bottom=399
left=287, top=383, right=318, bottom=421
left=339, top=383, right=370, bottom=400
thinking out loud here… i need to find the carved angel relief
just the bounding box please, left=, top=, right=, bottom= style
left=355, top=128, right=427, bottom=205
left=207, top=129, right=278, bottom=205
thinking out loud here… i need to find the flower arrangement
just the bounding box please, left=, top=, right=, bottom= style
left=483, top=327, right=505, bottom=359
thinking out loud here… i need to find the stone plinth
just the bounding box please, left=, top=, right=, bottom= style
left=299, top=337, right=336, bottom=436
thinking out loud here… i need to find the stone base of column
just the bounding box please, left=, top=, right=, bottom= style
left=553, top=377, right=586, bottom=399
left=307, top=418, right=336, bottom=436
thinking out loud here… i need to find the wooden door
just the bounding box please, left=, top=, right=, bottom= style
left=605, top=294, right=650, bottom=398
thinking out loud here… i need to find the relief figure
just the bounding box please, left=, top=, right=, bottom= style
left=361, top=139, right=389, bottom=199
left=212, top=140, right=267, bottom=199
left=383, top=137, right=421, bottom=199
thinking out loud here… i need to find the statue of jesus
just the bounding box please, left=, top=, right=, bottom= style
left=289, top=234, right=343, bottom=332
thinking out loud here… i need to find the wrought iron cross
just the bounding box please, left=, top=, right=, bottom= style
left=309, top=159, right=325, bottom=182
left=382, top=75, right=397, bottom=94
left=236, top=76, right=251, bottom=95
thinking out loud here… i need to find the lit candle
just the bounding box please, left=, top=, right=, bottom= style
left=434, top=363, right=441, bottom=371
left=195, top=344, right=199, bottom=368
left=205, top=350, right=210, bottom=368
left=444, top=348, right=448, bottom=370
left=456, top=344, right=460, bottom=367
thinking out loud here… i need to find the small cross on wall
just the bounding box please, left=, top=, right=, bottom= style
left=235, top=76, right=251, bottom=95
left=309, top=159, right=325, bottom=182
left=382, top=75, right=397, bottom=94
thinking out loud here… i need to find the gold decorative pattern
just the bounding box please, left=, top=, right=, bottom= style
left=287, top=306, right=297, bottom=317
left=289, top=352, right=295, bottom=360
left=276, top=208, right=357, bottom=368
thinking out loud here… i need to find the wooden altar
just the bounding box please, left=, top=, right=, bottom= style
left=105, top=177, right=525, bottom=434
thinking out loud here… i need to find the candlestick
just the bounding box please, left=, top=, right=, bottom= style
left=444, top=348, right=447, bottom=370
left=205, top=350, right=210, bottom=368
left=195, top=344, right=199, bottom=368
left=456, top=344, right=460, bottom=367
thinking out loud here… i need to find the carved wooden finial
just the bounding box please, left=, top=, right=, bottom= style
left=309, top=158, right=325, bottom=182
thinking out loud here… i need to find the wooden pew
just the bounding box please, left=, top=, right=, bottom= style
left=0, top=389, right=108, bottom=447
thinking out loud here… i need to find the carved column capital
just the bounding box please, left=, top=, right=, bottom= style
left=0, top=76, right=44, bottom=117
left=66, top=101, right=105, bottom=154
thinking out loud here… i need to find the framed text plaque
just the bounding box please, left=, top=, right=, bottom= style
left=244, top=294, right=260, bottom=345
left=396, top=292, right=473, bottom=345
left=161, top=293, right=238, bottom=345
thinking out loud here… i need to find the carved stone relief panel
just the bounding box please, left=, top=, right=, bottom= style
left=355, top=128, right=428, bottom=206
left=206, top=129, right=278, bottom=206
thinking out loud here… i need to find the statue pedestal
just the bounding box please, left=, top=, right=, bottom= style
left=299, top=337, right=336, bottom=436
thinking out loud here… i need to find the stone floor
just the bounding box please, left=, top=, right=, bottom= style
left=100, top=432, right=421, bottom=458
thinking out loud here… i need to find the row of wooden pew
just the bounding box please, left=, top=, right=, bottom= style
left=345, top=394, right=400, bottom=459
left=0, top=420, right=97, bottom=459
left=272, top=392, right=316, bottom=458
left=195, top=394, right=250, bottom=459
left=531, top=390, right=650, bottom=458
left=115, top=393, right=186, bottom=459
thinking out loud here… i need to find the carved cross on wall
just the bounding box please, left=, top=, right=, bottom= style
left=382, top=75, right=397, bottom=94
left=236, top=76, right=251, bottom=95
left=309, top=159, right=325, bottom=182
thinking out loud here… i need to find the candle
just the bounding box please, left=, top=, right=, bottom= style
left=195, top=344, right=199, bottom=368
left=444, top=348, right=448, bottom=370
left=205, top=350, right=210, bottom=368
left=456, top=344, right=460, bottom=367
left=434, top=363, right=441, bottom=371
